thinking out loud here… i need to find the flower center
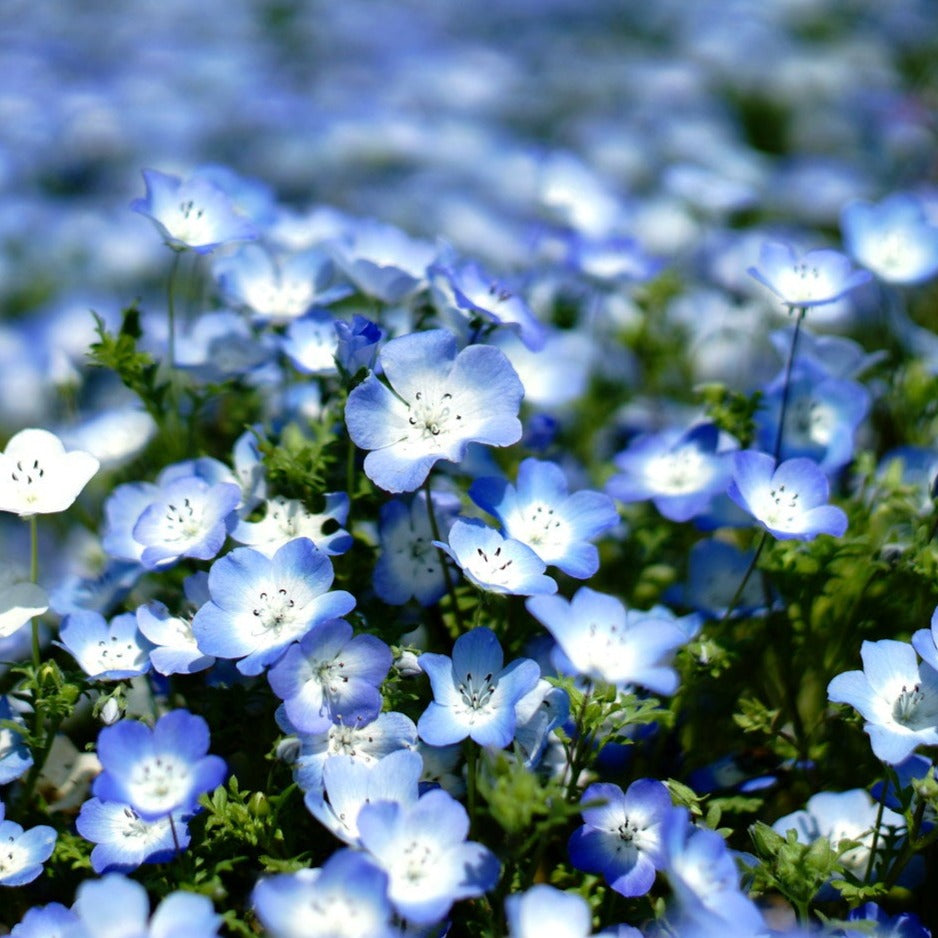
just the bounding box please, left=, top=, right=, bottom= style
left=10, top=458, right=45, bottom=503
left=131, top=755, right=190, bottom=810
left=407, top=389, right=462, bottom=442
left=893, top=683, right=926, bottom=727
left=161, top=497, right=204, bottom=541
left=646, top=446, right=710, bottom=495
left=251, top=588, right=297, bottom=634
left=759, top=483, right=801, bottom=530
left=0, top=835, right=24, bottom=875
left=516, top=502, right=566, bottom=549
left=456, top=669, right=497, bottom=718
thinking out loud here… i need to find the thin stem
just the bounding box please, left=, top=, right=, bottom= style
left=719, top=530, right=768, bottom=624
left=169, top=813, right=182, bottom=854
left=166, top=249, right=182, bottom=373
left=864, top=774, right=887, bottom=884
left=772, top=306, right=806, bottom=462
left=565, top=681, right=594, bottom=802
left=424, top=478, right=465, bottom=633
left=29, top=515, right=40, bottom=670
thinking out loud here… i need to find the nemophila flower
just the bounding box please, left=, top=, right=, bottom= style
left=668, top=539, right=766, bottom=620
left=827, top=639, right=938, bottom=764
left=437, top=518, right=558, bottom=596
left=174, top=310, right=273, bottom=383
left=844, top=901, right=930, bottom=938
left=0, top=563, right=47, bottom=639
left=911, top=605, right=938, bottom=672
left=513, top=678, right=570, bottom=770
left=432, top=257, right=547, bottom=351
left=268, top=619, right=392, bottom=734
left=0, top=697, right=33, bottom=784
left=58, top=610, right=153, bottom=681
left=280, top=309, right=339, bottom=375
left=372, top=489, right=461, bottom=606
left=746, top=241, right=871, bottom=308
left=356, top=787, right=500, bottom=925
left=69, top=873, right=222, bottom=937
left=418, top=627, right=541, bottom=748
left=10, top=902, right=78, bottom=937
left=253, top=850, right=396, bottom=938
left=230, top=493, right=352, bottom=558
left=662, top=807, right=764, bottom=935
left=772, top=789, right=904, bottom=883
left=727, top=451, right=848, bottom=541
left=470, top=458, right=618, bottom=579
left=132, top=474, right=241, bottom=570
left=328, top=217, right=438, bottom=303
left=345, top=328, right=523, bottom=493
left=506, top=884, right=593, bottom=938
left=565, top=232, right=664, bottom=283
left=335, top=314, right=384, bottom=374
left=526, top=588, right=687, bottom=694
left=755, top=361, right=870, bottom=474
left=214, top=244, right=351, bottom=324
left=606, top=424, right=733, bottom=524
left=92, top=710, right=226, bottom=822
left=306, top=748, right=423, bottom=846
left=136, top=589, right=215, bottom=676
left=569, top=779, right=671, bottom=898
left=0, top=801, right=56, bottom=887
left=131, top=167, right=257, bottom=254
left=76, top=798, right=190, bottom=873
left=842, top=192, right=938, bottom=284
left=0, top=428, right=98, bottom=517
left=192, top=537, right=355, bottom=676
left=292, top=710, right=418, bottom=799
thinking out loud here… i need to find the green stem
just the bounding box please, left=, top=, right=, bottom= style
left=864, top=772, right=887, bottom=884
left=719, top=530, right=768, bottom=624
left=565, top=681, right=594, bottom=802
left=29, top=514, right=40, bottom=670
left=166, top=249, right=182, bottom=374
left=772, top=307, right=806, bottom=462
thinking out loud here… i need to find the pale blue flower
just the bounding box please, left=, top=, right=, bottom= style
left=0, top=801, right=56, bottom=887
left=58, top=610, right=153, bottom=681
left=417, top=627, right=541, bottom=748
left=345, top=329, right=523, bottom=493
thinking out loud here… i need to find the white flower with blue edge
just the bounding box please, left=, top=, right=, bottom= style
left=0, top=801, right=56, bottom=887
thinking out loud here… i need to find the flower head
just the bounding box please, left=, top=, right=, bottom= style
left=132, top=168, right=257, bottom=254
left=345, top=329, right=523, bottom=493
left=92, top=709, right=226, bottom=821
left=0, top=428, right=98, bottom=517
left=747, top=241, right=871, bottom=307
left=0, top=801, right=56, bottom=887
left=727, top=450, right=847, bottom=541
left=418, top=627, right=541, bottom=748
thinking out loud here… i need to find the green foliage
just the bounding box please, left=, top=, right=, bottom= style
left=697, top=383, right=763, bottom=448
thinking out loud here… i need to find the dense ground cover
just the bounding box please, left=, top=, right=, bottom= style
left=2, top=1, right=938, bottom=934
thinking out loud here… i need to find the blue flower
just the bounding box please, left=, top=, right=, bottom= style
left=568, top=779, right=671, bottom=898
left=267, top=619, right=392, bottom=734
left=253, top=850, right=396, bottom=938
left=0, top=801, right=56, bottom=887
left=505, top=884, right=593, bottom=938
left=372, top=490, right=461, bottom=606
left=606, top=423, right=733, bottom=523
left=845, top=902, right=930, bottom=938
left=0, top=697, right=33, bottom=785
left=436, top=518, right=558, bottom=597
left=58, top=610, right=153, bottom=681
left=68, top=873, right=222, bottom=937
left=230, top=493, right=352, bottom=558
left=131, top=168, right=257, bottom=254
left=131, top=474, right=242, bottom=570
left=432, top=257, right=547, bottom=351
left=92, top=709, right=226, bottom=822
left=417, top=627, right=541, bottom=748
left=192, top=537, right=355, bottom=676
left=727, top=451, right=848, bottom=541
left=828, top=639, right=938, bottom=764
left=135, top=577, right=215, bottom=676
left=842, top=192, right=938, bottom=285
left=356, top=787, right=500, bottom=925
left=335, top=314, right=384, bottom=374
left=214, top=244, right=351, bottom=324
left=526, top=588, right=687, bottom=694
left=747, top=241, right=871, bottom=307
left=76, top=798, right=190, bottom=873
left=345, top=329, right=523, bottom=493
left=470, top=458, right=618, bottom=579
left=9, top=902, right=78, bottom=936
